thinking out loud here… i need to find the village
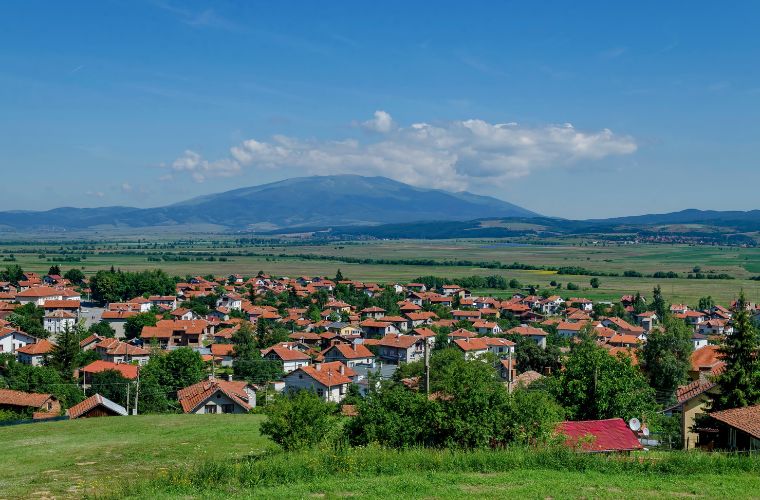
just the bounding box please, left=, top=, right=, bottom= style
left=0, top=266, right=757, bottom=453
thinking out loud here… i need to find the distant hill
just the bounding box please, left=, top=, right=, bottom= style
left=0, top=175, right=539, bottom=231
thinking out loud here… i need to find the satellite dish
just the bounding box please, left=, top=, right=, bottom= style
left=641, top=426, right=650, bottom=437
left=628, top=418, right=641, bottom=432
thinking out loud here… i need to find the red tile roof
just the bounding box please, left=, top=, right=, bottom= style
left=67, top=393, right=127, bottom=418
left=177, top=379, right=254, bottom=413
left=0, top=388, right=55, bottom=409
left=17, top=339, right=55, bottom=355
left=81, top=360, right=139, bottom=379
left=558, top=418, right=643, bottom=452
left=710, top=404, right=760, bottom=439
left=324, top=343, right=375, bottom=359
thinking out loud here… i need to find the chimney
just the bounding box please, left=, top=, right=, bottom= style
left=543, top=367, right=551, bottom=376
left=339, top=364, right=345, bottom=375
left=352, top=343, right=357, bottom=351
left=227, top=374, right=233, bottom=382
left=316, top=363, right=322, bottom=371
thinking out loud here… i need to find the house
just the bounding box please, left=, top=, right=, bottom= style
left=321, top=343, right=375, bottom=367
left=210, top=344, right=235, bottom=367
left=568, top=298, right=594, bottom=312
left=691, top=332, right=709, bottom=350
left=483, top=337, right=515, bottom=357
left=606, top=334, right=642, bottom=348
left=43, top=299, right=81, bottom=318
left=708, top=404, right=760, bottom=451
left=472, top=320, right=502, bottom=336
left=666, top=378, right=720, bottom=450
left=261, top=345, right=310, bottom=373
left=94, top=338, right=150, bottom=365
left=170, top=308, right=196, bottom=321
left=0, top=389, right=60, bottom=418
left=451, top=310, right=481, bottom=321
left=453, top=337, right=490, bottom=360
left=283, top=363, right=353, bottom=403
left=178, top=379, right=257, bottom=414
left=80, top=360, right=139, bottom=384
left=43, top=310, right=77, bottom=334
left=557, top=321, right=586, bottom=338
left=67, top=394, right=128, bottom=419
left=538, top=295, right=564, bottom=315
left=16, top=339, right=54, bottom=366
left=15, top=286, right=63, bottom=306
left=377, top=334, right=426, bottom=364
left=636, top=311, right=658, bottom=332
left=359, top=319, right=398, bottom=338
left=101, top=309, right=139, bottom=338
left=0, top=327, right=37, bottom=355
left=360, top=306, right=386, bottom=319
left=689, top=345, right=724, bottom=381
left=507, top=325, right=548, bottom=349
left=698, top=319, right=732, bottom=336
left=558, top=418, right=643, bottom=453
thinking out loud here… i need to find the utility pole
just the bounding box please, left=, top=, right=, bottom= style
left=424, top=339, right=430, bottom=396
left=126, top=380, right=131, bottom=415
left=508, top=351, right=513, bottom=393
left=132, top=369, right=140, bottom=416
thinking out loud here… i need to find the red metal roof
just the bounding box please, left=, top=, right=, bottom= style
left=558, top=418, right=643, bottom=452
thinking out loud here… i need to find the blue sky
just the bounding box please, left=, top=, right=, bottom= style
left=1, top=1, right=759, bottom=218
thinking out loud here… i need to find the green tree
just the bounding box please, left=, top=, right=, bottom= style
left=124, top=312, right=158, bottom=340
left=334, top=269, right=344, bottom=281
left=89, top=369, right=131, bottom=408
left=698, top=296, right=715, bottom=311
left=6, top=303, right=47, bottom=338
left=63, top=268, right=85, bottom=285
left=260, top=390, right=339, bottom=451
left=233, top=323, right=282, bottom=384
left=158, top=348, right=205, bottom=392
left=549, top=336, right=657, bottom=422
left=712, top=292, right=760, bottom=411
left=48, top=265, right=61, bottom=276
left=649, top=285, right=669, bottom=320
left=48, top=323, right=84, bottom=379
left=641, top=316, right=693, bottom=405
left=88, top=320, right=116, bottom=338
left=0, top=264, right=24, bottom=286
left=590, top=277, right=600, bottom=289
left=0, top=354, right=83, bottom=410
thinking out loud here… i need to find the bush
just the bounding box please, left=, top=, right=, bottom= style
left=260, top=390, right=340, bottom=451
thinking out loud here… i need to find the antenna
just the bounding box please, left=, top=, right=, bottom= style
left=628, top=418, right=641, bottom=432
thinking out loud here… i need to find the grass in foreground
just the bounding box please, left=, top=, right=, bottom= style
left=117, top=445, right=760, bottom=499
left=0, top=414, right=267, bottom=498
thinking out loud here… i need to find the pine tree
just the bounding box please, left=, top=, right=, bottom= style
left=335, top=269, right=344, bottom=282
left=649, top=285, right=669, bottom=320
left=712, top=292, right=760, bottom=411
left=48, top=323, right=83, bottom=379
left=642, top=316, right=693, bottom=405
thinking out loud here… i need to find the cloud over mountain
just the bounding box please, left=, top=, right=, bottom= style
left=163, top=111, right=637, bottom=189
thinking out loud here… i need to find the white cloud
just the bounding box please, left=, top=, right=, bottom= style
left=121, top=182, right=133, bottom=193
left=167, top=149, right=242, bottom=183
left=360, top=110, right=395, bottom=133
left=164, top=112, right=636, bottom=189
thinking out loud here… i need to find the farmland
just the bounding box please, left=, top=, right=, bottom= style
left=1, top=237, right=759, bottom=305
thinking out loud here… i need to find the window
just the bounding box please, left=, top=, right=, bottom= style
left=317, top=389, right=324, bottom=397
left=222, top=404, right=234, bottom=414
left=204, top=404, right=217, bottom=414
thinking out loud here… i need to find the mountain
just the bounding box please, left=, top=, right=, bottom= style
left=0, top=175, right=539, bottom=231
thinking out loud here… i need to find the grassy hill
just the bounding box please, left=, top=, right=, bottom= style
left=0, top=414, right=268, bottom=498
left=2, top=414, right=760, bottom=499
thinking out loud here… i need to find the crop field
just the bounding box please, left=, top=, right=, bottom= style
left=1, top=237, right=759, bottom=305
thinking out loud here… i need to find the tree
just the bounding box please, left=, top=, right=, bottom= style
left=698, top=296, right=715, bottom=311
left=512, top=336, right=561, bottom=375
left=233, top=323, right=282, bottom=384
left=63, top=268, right=85, bottom=285
left=549, top=336, right=657, bottom=422
left=590, top=277, right=600, bottom=289
left=6, top=303, right=46, bottom=338
left=124, top=312, right=157, bottom=340
left=260, top=390, right=339, bottom=451
left=632, top=292, right=647, bottom=315
left=157, top=348, right=205, bottom=392
left=712, top=292, right=760, bottom=411
left=89, top=369, right=130, bottom=408
left=48, top=265, right=61, bottom=276
left=0, top=355, right=83, bottom=410
left=88, top=320, right=115, bottom=338
left=48, top=323, right=84, bottom=379
left=649, top=285, right=669, bottom=320
left=0, top=264, right=24, bottom=286
left=641, top=317, right=693, bottom=405
left=335, top=269, right=344, bottom=282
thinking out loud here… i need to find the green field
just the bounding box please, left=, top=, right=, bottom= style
left=2, top=415, right=760, bottom=499
left=0, top=414, right=269, bottom=498
left=2, top=238, right=760, bottom=305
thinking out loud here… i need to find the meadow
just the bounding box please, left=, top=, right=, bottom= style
left=2, top=415, right=759, bottom=499
left=2, top=237, right=759, bottom=305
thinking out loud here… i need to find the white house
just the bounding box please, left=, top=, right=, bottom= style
left=321, top=343, right=375, bottom=368
left=15, top=286, right=63, bottom=306
left=283, top=363, right=353, bottom=403
left=16, top=339, right=54, bottom=366
left=178, top=379, right=256, bottom=414
left=0, top=328, right=37, bottom=355
left=43, top=310, right=77, bottom=335
left=377, top=334, right=426, bottom=364
left=262, top=346, right=310, bottom=373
